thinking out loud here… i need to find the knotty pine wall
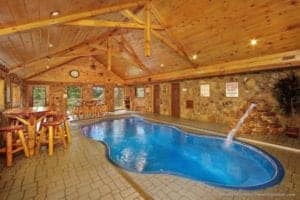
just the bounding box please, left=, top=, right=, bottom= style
left=0, top=65, right=24, bottom=125
left=24, top=83, right=116, bottom=113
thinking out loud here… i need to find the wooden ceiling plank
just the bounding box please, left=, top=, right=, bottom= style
left=119, top=35, right=150, bottom=73
left=24, top=57, right=80, bottom=80
left=151, top=6, right=195, bottom=66
left=0, top=0, right=146, bottom=37
left=92, top=56, right=125, bottom=81
left=125, top=50, right=300, bottom=84
left=65, top=19, right=164, bottom=30
left=7, top=35, right=26, bottom=63
left=9, top=29, right=114, bottom=72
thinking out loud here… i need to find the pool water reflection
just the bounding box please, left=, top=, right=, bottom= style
left=81, top=117, right=284, bottom=190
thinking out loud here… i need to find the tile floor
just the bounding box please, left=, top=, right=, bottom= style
left=0, top=113, right=299, bottom=200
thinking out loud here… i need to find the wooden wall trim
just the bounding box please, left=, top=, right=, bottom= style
left=25, top=80, right=124, bottom=86
left=125, top=50, right=300, bottom=85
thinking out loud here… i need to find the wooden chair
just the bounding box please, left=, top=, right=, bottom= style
left=0, top=125, right=29, bottom=167
left=36, top=118, right=67, bottom=156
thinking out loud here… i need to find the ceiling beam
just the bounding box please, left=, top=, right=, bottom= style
left=65, top=19, right=164, bottom=30
left=144, top=1, right=151, bottom=56
left=107, top=37, right=112, bottom=71
left=91, top=40, right=149, bottom=75
left=151, top=6, right=196, bottom=66
left=121, top=10, right=194, bottom=66
left=0, top=1, right=146, bottom=37
left=54, top=52, right=105, bottom=58
left=125, top=50, right=300, bottom=84
left=24, top=57, right=80, bottom=80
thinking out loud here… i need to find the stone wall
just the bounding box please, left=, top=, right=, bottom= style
left=159, top=83, right=171, bottom=115
left=129, top=68, right=300, bottom=135
left=125, top=85, right=154, bottom=112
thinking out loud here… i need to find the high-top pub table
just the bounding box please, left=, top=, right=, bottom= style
left=3, top=107, right=52, bottom=156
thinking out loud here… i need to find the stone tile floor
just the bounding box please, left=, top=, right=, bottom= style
left=1, top=113, right=299, bottom=199
left=0, top=123, right=144, bottom=200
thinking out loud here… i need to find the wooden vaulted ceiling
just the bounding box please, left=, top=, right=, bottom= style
left=0, top=0, right=299, bottom=84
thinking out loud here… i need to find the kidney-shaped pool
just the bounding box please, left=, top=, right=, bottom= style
left=81, top=117, right=284, bottom=190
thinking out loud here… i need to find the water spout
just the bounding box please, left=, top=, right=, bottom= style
left=225, top=103, right=256, bottom=146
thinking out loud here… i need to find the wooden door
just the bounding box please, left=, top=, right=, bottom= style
left=171, top=83, right=180, bottom=117
left=153, top=85, right=160, bottom=114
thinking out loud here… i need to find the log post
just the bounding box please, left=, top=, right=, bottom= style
left=144, top=1, right=151, bottom=56
left=107, top=37, right=112, bottom=71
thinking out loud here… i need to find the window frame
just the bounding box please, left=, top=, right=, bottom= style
left=92, top=85, right=105, bottom=102
left=67, top=86, right=82, bottom=109
left=135, top=86, right=145, bottom=98
left=32, top=86, right=47, bottom=107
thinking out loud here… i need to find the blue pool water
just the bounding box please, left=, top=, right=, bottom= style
left=81, top=117, right=284, bottom=189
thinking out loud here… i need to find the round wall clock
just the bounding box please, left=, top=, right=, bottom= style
left=69, top=70, right=80, bottom=78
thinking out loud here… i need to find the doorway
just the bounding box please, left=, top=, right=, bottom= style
left=171, top=83, right=180, bottom=117
left=153, top=85, right=160, bottom=114
left=114, top=87, right=124, bottom=110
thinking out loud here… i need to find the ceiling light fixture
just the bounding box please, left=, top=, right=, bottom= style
left=49, top=43, right=53, bottom=48
left=46, top=65, right=50, bottom=69
left=50, top=11, right=60, bottom=17
left=160, top=63, right=164, bottom=67
left=191, top=54, right=198, bottom=60
left=250, top=38, right=257, bottom=46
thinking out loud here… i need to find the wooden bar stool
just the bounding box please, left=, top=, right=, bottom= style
left=37, top=119, right=67, bottom=156
left=0, top=125, right=29, bottom=167
left=44, top=113, right=71, bottom=144
left=55, top=114, right=72, bottom=144
left=62, top=115, right=72, bottom=144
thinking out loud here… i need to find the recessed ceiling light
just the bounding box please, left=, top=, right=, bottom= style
left=49, top=43, right=53, bottom=48
left=46, top=65, right=50, bottom=69
left=250, top=39, right=257, bottom=46
left=191, top=54, right=198, bottom=60
left=50, top=11, right=60, bottom=17
left=160, top=63, right=164, bottom=67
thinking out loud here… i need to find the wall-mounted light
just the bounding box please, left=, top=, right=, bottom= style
left=50, top=11, right=60, bottom=17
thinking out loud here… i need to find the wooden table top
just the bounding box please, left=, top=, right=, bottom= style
left=3, top=106, right=52, bottom=116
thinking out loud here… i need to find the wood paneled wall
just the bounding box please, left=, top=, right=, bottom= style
left=24, top=83, right=117, bottom=113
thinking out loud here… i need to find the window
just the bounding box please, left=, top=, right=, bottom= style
left=0, top=79, right=4, bottom=110
left=136, top=87, right=145, bottom=98
left=12, top=83, right=21, bottom=107
left=114, top=87, right=124, bottom=110
left=33, top=86, right=46, bottom=107
left=67, top=86, right=81, bottom=108
left=93, top=86, right=105, bottom=102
